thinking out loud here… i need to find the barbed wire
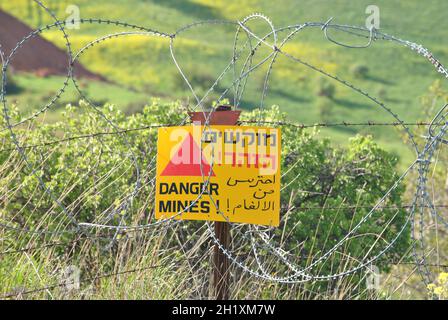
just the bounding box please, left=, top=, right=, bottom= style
left=0, top=120, right=442, bottom=154
left=1, top=0, right=448, bottom=294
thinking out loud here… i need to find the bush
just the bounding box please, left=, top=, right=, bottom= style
left=1, top=69, right=21, bottom=94
left=316, top=97, right=333, bottom=122
left=350, top=64, right=369, bottom=79
left=315, top=77, right=336, bottom=99
left=428, top=273, right=448, bottom=299
left=172, top=67, right=216, bottom=92
left=243, top=106, right=409, bottom=295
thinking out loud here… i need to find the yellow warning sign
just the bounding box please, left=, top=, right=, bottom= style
left=155, top=125, right=281, bottom=226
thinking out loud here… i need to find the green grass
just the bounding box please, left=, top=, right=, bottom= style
left=2, top=0, right=447, bottom=166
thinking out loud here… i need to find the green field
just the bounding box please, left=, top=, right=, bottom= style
left=2, top=0, right=448, bottom=165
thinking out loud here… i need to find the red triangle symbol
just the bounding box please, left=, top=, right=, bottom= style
left=161, top=133, right=215, bottom=177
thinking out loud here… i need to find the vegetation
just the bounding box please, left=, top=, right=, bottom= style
left=428, top=273, right=448, bottom=299
left=350, top=64, right=369, bottom=79
left=2, top=0, right=448, bottom=163
left=316, top=97, right=333, bottom=121
left=0, top=0, right=447, bottom=300
left=0, top=68, right=21, bottom=94
left=315, top=78, right=336, bottom=99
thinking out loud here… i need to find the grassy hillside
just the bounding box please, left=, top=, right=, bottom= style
left=2, top=0, right=448, bottom=164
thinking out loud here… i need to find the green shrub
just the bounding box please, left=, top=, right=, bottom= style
left=376, top=86, right=387, bottom=101
left=243, top=106, right=409, bottom=295
left=172, top=67, right=216, bottom=91
left=428, top=273, right=448, bottom=299
left=1, top=69, right=21, bottom=94
left=350, top=64, right=369, bottom=79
